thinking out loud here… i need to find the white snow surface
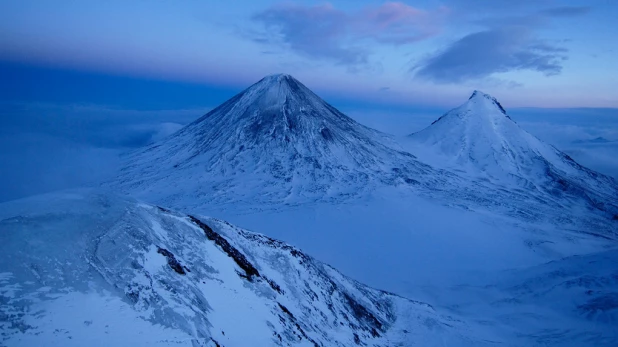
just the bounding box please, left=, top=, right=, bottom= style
left=0, top=190, right=497, bottom=347
left=207, top=186, right=618, bottom=347
left=405, top=91, right=617, bottom=216
left=109, top=78, right=617, bottom=237
left=112, top=74, right=432, bottom=208
left=7, top=77, right=617, bottom=346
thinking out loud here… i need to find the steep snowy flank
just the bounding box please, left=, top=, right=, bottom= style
left=406, top=91, right=618, bottom=217
left=112, top=74, right=432, bottom=210
left=0, top=190, right=493, bottom=347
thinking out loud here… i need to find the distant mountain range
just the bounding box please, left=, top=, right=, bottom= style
left=110, top=75, right=617, bottom=231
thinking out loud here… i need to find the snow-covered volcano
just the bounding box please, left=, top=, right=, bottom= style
left=0, top=190, right=493, bottom=346
left=406, top=91, right=618, bottom=216
left=113, top=74, right=431, bottom=210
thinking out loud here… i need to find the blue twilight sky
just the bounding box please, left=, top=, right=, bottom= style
left=1, top=0, right=617, bottom=108
left=1, top=0, right=618, bottom=203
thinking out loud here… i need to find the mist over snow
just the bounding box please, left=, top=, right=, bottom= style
left=344, top=105, right=618, bottom=180
left=1, top=100, right=617, bottom=203
left=510, top=108, right=618, bottom=180
left=0, top=103, right=199, bottom=202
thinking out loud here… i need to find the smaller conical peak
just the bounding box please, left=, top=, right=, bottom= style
left=467, top=90, right=507, bottom=114
left=469, top=90, right=492, bottom=100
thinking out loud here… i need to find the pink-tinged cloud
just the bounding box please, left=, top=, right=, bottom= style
left=358, top=2, right=448, bottom=44
left=252, top=2, right=448, bottom=66
left=252, top=3, right=365, bottom=66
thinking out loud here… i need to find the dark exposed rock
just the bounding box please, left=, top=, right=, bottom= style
left=278, top=303, right=293, bottom=317
left=320, top=127, right=333, bottom=141
left=277, top=303, right=320, bottom=347
left=189, top=215, right=260, bottom=280
left=156, top=206, right=171, bottom=213
left=343, top=293, right=383, bottom=335
left=266, top=278, right=284, bottom=295
left=404, top=178, right=419, bottom=185
left=156, top=247, right=186, bottom=275
left=189, top=216, right=285, bottom=294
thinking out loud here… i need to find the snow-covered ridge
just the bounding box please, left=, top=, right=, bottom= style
left=406, top=90, right=618, bottom=220
left=111, top=74, right=434, bottom=210
left=0, top=191, right=489, bottom=346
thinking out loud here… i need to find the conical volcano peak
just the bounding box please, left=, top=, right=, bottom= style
left=111, top=72, right=429, bottom=207
left=258, top=73, right=297, bottom=86
left=467, top=90, right=507, bottom=114
left=180, top=73, right=363, bottom=146
left=241, top=73, right=315, bottom=109
left=264, top=73, right=293, bottom=80
left=469, top=90, right=492, bottom=100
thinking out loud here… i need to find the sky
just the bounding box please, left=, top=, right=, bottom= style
left=0, top=0, right=617, bottom=202
left=1, top=0, right=617, bottom=108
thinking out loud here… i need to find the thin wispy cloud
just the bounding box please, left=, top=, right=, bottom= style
left=355, top=2, right=447, bottom=45
left=251, top=1, right=593, bottom=85
left=540, top=6, right=591, bottom=18
left=251, top=2, right=446, bottom=67
left=413, top=26, right=567, bottom=83
left=412, top=3, right=591, bottom=84
left=252, top=3, right=365, bottom=66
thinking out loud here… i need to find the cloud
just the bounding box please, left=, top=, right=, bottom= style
left=0, top=102, right=196, bottom=202
left=355, top=2, right=447, bottom=45
left=252, top=3, right=364, bottom=65
left=514, top=113, right=618, bottom=180
left=251, top=2, right=589, bottom=78
left=540, top=6, right=591, bottom=18
left=0, top=102, right=196, bottom=149
left=409, top=0, right=594, bottom=84
left=145, top=122, right=184, bottom=143
left=413, top=26, right=566, bottom=83
left=0, top=132, right=122, bottom=203
left=252, top=2, right=445, bottom=67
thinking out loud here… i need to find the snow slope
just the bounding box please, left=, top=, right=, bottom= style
left=0, top=190, right=497, bottom=347
left=424, top=249, right=618, bottom=346
left=4, top=81, right=617, bottom=347
left=112, top=74, right=434, bottom=210
left=109, top=77, right=616, bottom=234
left=406, top=91, right=618, bottom=218
left=206, top=186, right=618, bottom=347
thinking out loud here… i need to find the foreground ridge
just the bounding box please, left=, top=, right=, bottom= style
left=0, top=190, right=493, bottom=346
